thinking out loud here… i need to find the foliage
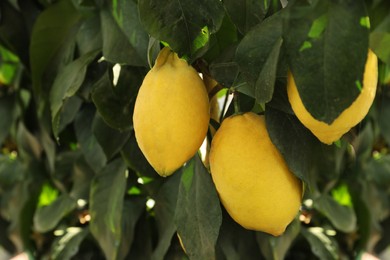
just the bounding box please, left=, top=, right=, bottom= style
left=0, top=0, right=389, bottom=259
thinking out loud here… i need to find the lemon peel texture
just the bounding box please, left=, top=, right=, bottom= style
left=287, top=50, right=378, bottom=144
left=133, top=47, right=210, bottom=176
left=209, top=112, right=302, bottom=236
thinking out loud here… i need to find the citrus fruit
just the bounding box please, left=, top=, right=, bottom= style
left=287, top=50, right=378, bottom=144
left=209, top=112, right=302, bottom=236
left=133, top=47, right=210, bottom=176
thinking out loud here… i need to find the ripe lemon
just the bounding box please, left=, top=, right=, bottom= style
left=133, top=47, right=210, bottom=176
left=287, top=50, right=378, bottom=144
left=209, top=112, right=302, bottom=236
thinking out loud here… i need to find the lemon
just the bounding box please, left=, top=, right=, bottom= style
left=209, top=112, right=302, bottom=236
left=287, top=50, right=378, bottom=144
left=133, top=47, right=210, bottom=176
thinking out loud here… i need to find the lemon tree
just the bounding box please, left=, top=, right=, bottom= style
left=0, top=0, right=390, bottom=259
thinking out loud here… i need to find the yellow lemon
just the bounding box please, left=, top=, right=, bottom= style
left=209, top=112, right=302, bottom=236
left=287, top=50, right=378, bottom=144
left=133, top=47, right=210, bottom=176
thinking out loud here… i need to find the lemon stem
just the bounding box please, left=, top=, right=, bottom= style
left=233, top=91, right=240, bottom=114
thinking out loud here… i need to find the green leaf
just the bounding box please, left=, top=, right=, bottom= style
left=370, top=32, right=390, bottom=64
left=174, top=155, right=222, bottom=259
left=378, top=88, right=390, bottom=144
left=265, top=104, right=339, bottom=185
left=365, top=155, right=390, bottom=188
left=120, top=133, right=158, bottom=178
left=50, top=50, right=100, bottom=138
left=254, top=37, right=282, bottom=104
left=138, top=0, right=224, bottom=58
left=0, top=45, right=20, bottom=84
left=216, top=211, right=261, bottom=260
left=16, top=122, right=43, bottom=160
left=256, top=218, right=301, bottom=260
left=74, top=106, right=107, bottom=173
left=118, top=198, right=145, bottom=260
left=209, top=62, right=239, bottom=88
left=30, top=0, right=82, bottom=96
left=152, top=173, right=182, bottom=260
left=0, top=1, right=30, bottom=65
left=301, top=227, right=338, bottom=260
left=203, top=15, right=238, bottom=62
left=109, top=0, right=148, bottom=65
left=33, top=194, right=76, bottom=233
left=76, top=14, right=103, bottom=56
left=92, top=114, right=131, bottom=160
left=0, top=94, right=17, bottom=145
left=89, top=158, right=127, bottom=260
left=314, top=194, right=357, bottom=233
left=37, top=182, right=59, bottom=208
left=69, top=158, right=95, bottom=200
left=100, top=8, right=147, bottom=66
left=0, top=156, right=24, bottom=188
left=370, top=13, right=390, bottom=64
left=223, top=0, right=270, bottom=34
left=92, top=66, right=145, bottom=131
left=284, top=0, right=369, bottom=123
left=51, top=227, right=89, bottom=260
left=235, top=12, right=283, bottom=103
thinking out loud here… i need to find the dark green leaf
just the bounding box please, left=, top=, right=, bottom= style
left=378, top=87, right=390, bottom=144
left=16, top=122, right=42, bottom=160
left=254, top=37, right=282, bottom=104
left=256, top=218, right=300, bottom=260
left=51, top=228, right=89, bottom=260
left=70, top=158, right=95, bottom=200
left=51, top=50, right=100, bottom=138
left=365, top=155, right=390, bottom=188
left=138, top=0, right=224, bottom=58
left=92, top=66, right=145, bottom=131
left=174, top=155, right=222, bottom=259
left=265, top=98, right=348, bottom=187
left=314, top=194, right=357, bottom=233
left=203, top=15, right=238, bottom=62
left=284, top=0, right=369, bottom=123
left=216, top=211, right=261, bottom=260
left=89, top=158, right=127, bottom=260
left=223, top=0, right=270, bottom=34
left=109, top=0, right=148, bottom=65
left=209, top=62, right=239, bottom=88
left=152, top=173, right=182, bottom=260
left=118, top=198, right=145, bottom=260
left=120, top=133, right=158, bottom=178
left=100, top=8, right=147, bottom=66
left=92, top=114, right=131, bottom=160
left=0, top=156, right=24, bottom=188
left=77, top=14, right=103, bottom=56
left=127, top=211, right=153, bottom=259
left=370, top=13, right=390, bottom=64
left=30, top=0, right=82, bottom=96
left=301, top=227, right=338, bottom=260
left=55, top=96, right=83, bottom=136
left=0, top=1, right=30, bottom=65
left=74, top=106, right=107, bottom=173
left=0, top=94, right=16, bottom=145
left=33, top=194, right=76, bottom=233
left=235, top=12, right=283, bottom=102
